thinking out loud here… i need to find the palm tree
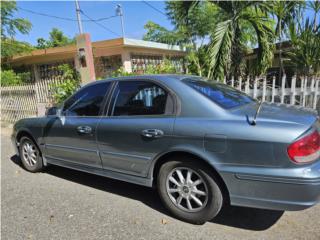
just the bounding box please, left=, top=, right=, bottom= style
left=269, top=1, right=303, bottom=83
left=309, top=0, right=320, bottom=31
left=207, top=1, right=275, bottom=80
left=175, top=1, right=273, bottom=79
left=287, top=18, right=320, bottom=77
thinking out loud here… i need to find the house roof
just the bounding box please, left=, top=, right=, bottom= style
left=9, top=37, right=186, bottom=66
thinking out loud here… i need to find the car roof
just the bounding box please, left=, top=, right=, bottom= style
left=88, top=74, right=202, bottom=86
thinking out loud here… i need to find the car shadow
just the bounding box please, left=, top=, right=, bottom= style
left=10, top=155, right=284, bottom=230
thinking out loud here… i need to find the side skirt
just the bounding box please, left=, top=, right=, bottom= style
left=46, top=157, right=153, bottom=187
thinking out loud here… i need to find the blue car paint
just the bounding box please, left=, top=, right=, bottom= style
left=12, top=74, right=320, bottom=211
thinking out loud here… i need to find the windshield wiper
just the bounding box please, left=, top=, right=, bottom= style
left=249, top=100, right=263, bottom=126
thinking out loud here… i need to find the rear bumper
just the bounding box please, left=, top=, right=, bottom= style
left=219, top=160, right=320, bottom=211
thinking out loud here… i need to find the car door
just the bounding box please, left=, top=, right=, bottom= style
left=44, top=81, right=112, bottom=168
left=96, top=80, right=176, bottom=177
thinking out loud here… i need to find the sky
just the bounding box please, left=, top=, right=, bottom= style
left=15, top=0, right=173, bottom=45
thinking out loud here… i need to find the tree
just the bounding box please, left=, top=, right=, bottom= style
left=269, top=1, right=303, bottom=81
left=36, top=28, right=75, bottom=49
left=287, top=18, right=320, bottom=77
left=1, top=0, right=32, bottom=38
left=160, top=1, right=276, bottom=80
left=204, top=1, right=275, bottom=80
left=143, top=2, right=220, bottom=76
left=143, top=21, right=184, bottom=45
left=1, top=0, right=33, bottom=65
left=309, top=0, right=320, bottom=31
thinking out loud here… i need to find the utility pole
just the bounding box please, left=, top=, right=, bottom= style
left=75, top=0, right=83, bottom=34
left=116, top=4, right=125, bottom=38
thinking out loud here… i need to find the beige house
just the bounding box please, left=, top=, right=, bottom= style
left=10, top=37, right=186, bottom=79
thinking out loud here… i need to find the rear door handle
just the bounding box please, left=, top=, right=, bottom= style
left=141, top=129, right=164, bottom=138
left=77, top=126, right=92, bottom=134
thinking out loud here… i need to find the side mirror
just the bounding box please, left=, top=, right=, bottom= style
left=46, top=107, right=61, bottom=116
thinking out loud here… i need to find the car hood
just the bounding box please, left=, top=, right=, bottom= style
left=230, top=102, right=318, bottom=127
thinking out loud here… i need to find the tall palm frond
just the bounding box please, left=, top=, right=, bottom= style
left=208, top=20, right=233, bottom=80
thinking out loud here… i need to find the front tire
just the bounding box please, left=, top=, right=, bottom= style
left=19, top=136, right=44, bottom=172
left=157, top=158, right=223, bottom=224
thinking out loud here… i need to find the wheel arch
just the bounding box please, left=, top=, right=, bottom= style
left=150, top=150, right=230, bottom=204
left=16, top=130, right=41, bottom=153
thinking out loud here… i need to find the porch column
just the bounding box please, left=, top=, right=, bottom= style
left=121, top=50, right=132, bottom=73
left=75, top=33, right=96, bottom=84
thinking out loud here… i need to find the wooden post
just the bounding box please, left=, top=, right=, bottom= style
left=262, top=76, right=266, bottom=102
left=280, top=74, right=286, bottom=104
left=271, top=76, right=276, bottom=103
left=290, top=75, right=296, bottom=105
left=231, top=76, right=234, bottom=88
left=310, top=77, right=315, bottom=108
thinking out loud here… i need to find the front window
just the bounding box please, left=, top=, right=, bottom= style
left=110, top=81, right=172, bottom=116
left=183, top=78, right=255, bottom=109
left=63, top=82, right=111, bottom=116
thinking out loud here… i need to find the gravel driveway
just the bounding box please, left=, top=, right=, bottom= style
left=1, top=129, right=320, bottom=240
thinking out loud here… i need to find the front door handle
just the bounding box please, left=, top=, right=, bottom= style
left=141, top=129, right=164, bottom=138
left=77, top=126, right=92, bottom=134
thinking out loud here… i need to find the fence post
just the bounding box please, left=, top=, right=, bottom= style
left=262, top=76, right=266, bottom=102
left=280, top=74, right=286, bottom=104
left=313, top=80, right=319, bottom=110
left=238, top=76, right=242, bottom=91
left=299, top=78, right=303, bottom=106
left=302, top=76, right=308, bottom=107
left=290, top=75, right=296, bottom=105
left=271, top=76, right=276, bottom=103
left=310, top=77, right=315, bottom=107
left=245, top=76, right=250, bottom=94
left=253, top=77, right=258, bottom=99
left=231, top=76, right=234, bottom=88
left=32, top=64, right=46, bottom=116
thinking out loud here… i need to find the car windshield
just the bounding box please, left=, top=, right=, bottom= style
left=183, top=78, right=255, bottom=109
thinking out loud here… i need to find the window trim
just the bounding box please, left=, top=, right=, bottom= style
left=103, top=79, right=177, bottom=118
left=60, top=81, right=113, bottom=118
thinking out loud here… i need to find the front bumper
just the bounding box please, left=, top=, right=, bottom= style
left=11, top=134, right=19, bottom=156
left=219, top=160, right=320, bottom=211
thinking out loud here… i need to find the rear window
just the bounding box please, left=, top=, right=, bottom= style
left=183, top=78, right=255, bottom=109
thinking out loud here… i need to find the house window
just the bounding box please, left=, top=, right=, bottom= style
left=131, top=54, right=184, bottom=74
left=95, top=55, right=122, bottom=78
left=131, top=54, right=163, bottom=73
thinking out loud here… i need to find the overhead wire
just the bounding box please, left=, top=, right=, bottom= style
left=18, top=7, right=117, bottom=22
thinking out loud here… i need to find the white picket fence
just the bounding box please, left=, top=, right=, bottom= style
left=0, top=85, right=38, bottom=123
left=225, top=75, right=320, bottom=111
left=1, top=75, right=319, bottom=123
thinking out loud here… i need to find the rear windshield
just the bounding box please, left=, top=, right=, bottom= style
left=183, top=78, right=255, bottom=109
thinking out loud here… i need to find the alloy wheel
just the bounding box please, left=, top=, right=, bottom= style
left=166, top=167, right=208, bottom=213
left=22, top=141, right=37, bottom=167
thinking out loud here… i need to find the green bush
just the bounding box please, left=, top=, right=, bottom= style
left=111, top=59, right=178, bottom=77
left=51, top=64, right=80, bottom=104
left=1, top=70, right=24, bottom=86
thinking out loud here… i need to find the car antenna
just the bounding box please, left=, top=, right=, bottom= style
left=249, top=100, right=263, bottom=126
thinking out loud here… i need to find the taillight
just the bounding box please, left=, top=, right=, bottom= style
left=287, top=130, right=320, bottom=164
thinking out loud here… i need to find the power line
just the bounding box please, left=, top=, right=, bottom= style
left=18, top=7, right=117, bottom=22
left=142, top=1, right=166, bottom=17
left=80, top=10, right=121, bottom=37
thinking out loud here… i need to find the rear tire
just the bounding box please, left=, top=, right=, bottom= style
left=19, top=136, right=44, bottom=172
left=157, top=157, right=223, bottom=224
